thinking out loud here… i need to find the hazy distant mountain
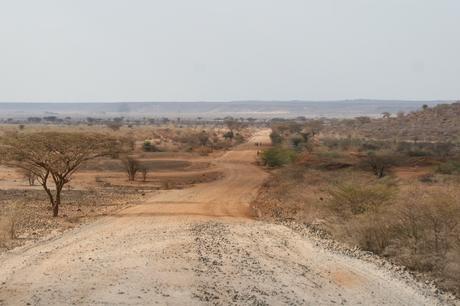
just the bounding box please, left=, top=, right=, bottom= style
left=0, top=100, right=450, bottom=119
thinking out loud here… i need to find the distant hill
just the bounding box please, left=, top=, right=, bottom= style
left=327, top=102, right=460, bottom=142
left=0, top=100, right=449, bottom=119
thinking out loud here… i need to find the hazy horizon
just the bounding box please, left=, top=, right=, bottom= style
left=0, top=100, right=449, bottom=120
left=0, top=99, right=455, bottom=104
left=1, top=1, right=459, bottom=102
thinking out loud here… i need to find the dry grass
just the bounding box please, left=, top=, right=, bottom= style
left=0, top=123, right=252, bottom=154
left=0, top=217, right=14, bottom=245
left=322, top=102, right=460, bottom=143
left=253, top=153, right=460, bottom=295
left=0, top=123, right=236, bottom=251
left=0, top=189, right=141, bottom=251
left=0, top=202, right=22, bottom=247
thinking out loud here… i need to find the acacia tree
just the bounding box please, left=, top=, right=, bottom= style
left=1, top=132, right=120, bottom=217
left=362, top=151, right=396, bottom=178
left=122, top=157, right=141, bottom=181
left=224, top=117, right=244, bottom=134
left=198, top=131, right=209, bottom=146
left=17, top=168, right=37, bottom=186
left=304, top=119, right=323, bottom=137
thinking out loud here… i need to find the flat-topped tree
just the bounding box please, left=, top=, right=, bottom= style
left=0, top=132, right=120, bottom=217
left=224, top=117, right=244, bottom=133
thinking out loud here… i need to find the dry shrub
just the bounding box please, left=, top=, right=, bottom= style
left=140, top=168, right=148, bottom=182
left=0, top=217, right=13, bottom=244
left=341, top=213, right=396, bottom=254
left=0, top=202, right=22, bottom=246
left=327, top=180, right=396, bottom=217
left=329, top=185, right=460, bottom=294
left=261, top=147, right=297, bottom=167
left=359, top=151, right=400, bottom=178
left=437, top=160, right=460, bottom=175
left=194, top=146, right=213, bottom=156
left=384, top=188, right=460, bottom=294
left=390, top=189, right=460, bottom=271
left=17, top=168, right=37, bottom=186
left=326, top=180, right=397, bottom=253
left=122, top=157, right=141, bottom=181
left=254, top=122, right=460, bottom=294
left=161, top=180, right=175, bottom=190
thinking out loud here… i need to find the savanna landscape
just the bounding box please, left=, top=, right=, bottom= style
left=254, top=102, right=460, bottom=297
left=1, top=1, right=460, bottom=305
left=0, top=119, right=248, bottom=250
left=0, top=102, right=459, bottom=305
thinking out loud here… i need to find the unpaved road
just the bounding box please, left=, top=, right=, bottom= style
left=0, top=131, right=449, bottom=305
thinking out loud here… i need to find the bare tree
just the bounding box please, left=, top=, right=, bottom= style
left=198, top=131, right=209, bottom=146
left=224, top=117, right=244, bottom=133
left=122, top=157, right=141, bottom=181
left=140, top=167, right=148, bottom=182
left=106, top=121, right=123, bottom=131
left=18, top=168, right=37, bottom=186
left=223, top=130, right=234, bottom=141
left=362, top=151, right=396, bottom=178
left=304, top=119, right=323, bottom=137
left=0, top=132, right=119, bottom=217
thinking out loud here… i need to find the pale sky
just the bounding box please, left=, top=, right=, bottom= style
left=0, top=0, right=459, bottom=102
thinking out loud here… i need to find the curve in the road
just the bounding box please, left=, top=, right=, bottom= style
left=0, top=130, right=447, bottom=305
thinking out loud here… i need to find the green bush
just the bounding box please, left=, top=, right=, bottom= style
left=261, top=147, right=297, bottom=167
left=142, top=140, right=159, bottom=152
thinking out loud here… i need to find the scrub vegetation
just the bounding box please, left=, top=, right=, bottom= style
left=254, top=102, right=460, bottom=296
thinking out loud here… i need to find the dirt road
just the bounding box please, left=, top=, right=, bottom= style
left=0, top=131, right=449, bottom=305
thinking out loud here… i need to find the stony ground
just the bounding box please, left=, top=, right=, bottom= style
left=0, top=189, right=142, bottom=251
left=0, top=131, right=456, bottom=305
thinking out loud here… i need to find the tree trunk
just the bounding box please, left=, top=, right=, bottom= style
left=42, top=183, right=56, bottom=213
left=378, top=167, right=385, bottom=178
left=52, top=184, right=63, bottom=217
left=52, top=200, right=59, bottom=217
left=128, top=169, right=137, bottom=181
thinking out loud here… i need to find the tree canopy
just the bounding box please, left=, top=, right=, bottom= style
left=0, top=132, right=120, bottom=216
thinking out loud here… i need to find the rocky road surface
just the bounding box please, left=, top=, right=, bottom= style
left=0, top=131, right=453, bottom=305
